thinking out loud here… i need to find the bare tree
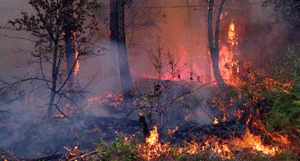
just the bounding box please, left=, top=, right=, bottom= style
left=1, top=0, right=102, bottom=120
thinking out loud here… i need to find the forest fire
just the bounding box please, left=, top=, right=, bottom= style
left=219, top=19, right=240, bottom=85
left=134, top=120, right=291, bottom=160
left=1, top=0, right=300, bottom=160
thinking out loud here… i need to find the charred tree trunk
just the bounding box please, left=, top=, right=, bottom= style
left=116, top=0, right=134, bottom=98
left=110, top=0, right=121, bottom=93
left=63, top=0, right=77, bottom=98
left=208, top=0, right=226, bottom=88
left=139, top=113, right=150, bottom=138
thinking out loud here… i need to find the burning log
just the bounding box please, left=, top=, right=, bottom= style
left=139, top=113, right=150, bottom=138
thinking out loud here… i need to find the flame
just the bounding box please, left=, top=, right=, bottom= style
left=137, top=124, right=290, bottom=160
left=167, top=126, right=178, bottom=135
left=72, top=31, right=80, bottom=75
left=138, top=125, right=171, bottom=160
left=218, top=19, right=240, bottom=85
left=74, top=49, right=79, bottom=75
left=213, top=118, right=219, bottom=125
left=146, top=126, right=159, bottom=147
left=220, top=12, right=228, bottom=20
left=232, top=128, right=276, bottom=155
left=140, top=44, right=207, bottom=83
left=228, top=19, right=238, bottom=46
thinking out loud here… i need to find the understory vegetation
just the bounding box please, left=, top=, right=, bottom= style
left=57, top=47, right=300, bottom=161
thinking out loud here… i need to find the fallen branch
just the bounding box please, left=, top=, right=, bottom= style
left=69, top=149, right=99, bottom=161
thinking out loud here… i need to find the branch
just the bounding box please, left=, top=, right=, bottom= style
left=0, top=31, right=37, bottom=43
left=1, top=75, right=52, bottom=90
left=153, top=81, right=217, bottom=126
left=39, top=45, right=51, bottom=90
left=69, top=149, right=99, bottom=161
left=53, top=104, right=69, bottom=119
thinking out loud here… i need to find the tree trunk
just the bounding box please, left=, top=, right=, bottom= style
left=110, top=0, right=121, bottom=93
left=47, top=44, right=59, bottom=119
left=63, top=0, right=77, bottom=98
left=116, top=0, right=134, bottom=98
left=208, top=0, right=226, bottom=88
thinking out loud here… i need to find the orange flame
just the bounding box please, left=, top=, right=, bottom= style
left=137, top=125, right=171, bottom=160
left=74, top=49, right=79, bottom=75
left=213, top=118, right=219, bottom=125
left=146, top=126, right=159, bottom=147
left=228, top=19, right=238, bottom=46
left=218, top=19, right=240, bottom=85
left=72, top=31, right=80, bottom=75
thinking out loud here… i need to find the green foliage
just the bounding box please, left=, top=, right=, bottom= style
left=225, top=119, right=241, bottom=138
left=264, top=46, right=300, bottom=141
left=271, top=46, right=300, bottom=91
left=93, top=134, right=137, bottom=161
left=266, top=92, right=300, bottom=138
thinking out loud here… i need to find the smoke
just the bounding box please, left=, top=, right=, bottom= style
left=0, top=0, right=298, bottom=158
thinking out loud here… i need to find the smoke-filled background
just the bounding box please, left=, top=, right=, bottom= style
left=0, top=0, right=299, bottom=158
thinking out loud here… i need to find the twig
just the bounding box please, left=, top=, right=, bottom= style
left=69, top=149, right=99, bottom=161
left=153, top=81, right=217, bottom=126
left=53, top=104, right=69, bottom=119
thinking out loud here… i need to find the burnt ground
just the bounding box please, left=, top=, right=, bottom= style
left=0, top=114, right=141, bottom=158
left=0, top=111, right=247, bottom=160
left=0, top=109, right=252, bottom=161
left=0, top=79, right=247, bottom=160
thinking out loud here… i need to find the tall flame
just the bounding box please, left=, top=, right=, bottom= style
left=72, top=31, right=80, bottom=75
left=74, top=49, right=79, bottom=75
left=219, top=19, right=239, bottom=85
left=146, top=126, right=159, bottom=146
left=228, top=19, right=238, bottom=46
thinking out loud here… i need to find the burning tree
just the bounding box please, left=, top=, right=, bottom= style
left=208, top=0, right=227, bottom=88
left=1, top=0, right=102, bottom=119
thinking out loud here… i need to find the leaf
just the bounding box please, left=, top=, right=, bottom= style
left=293, top=101, right=300, bottom=105
left=175, top=154, right=186, bottom=160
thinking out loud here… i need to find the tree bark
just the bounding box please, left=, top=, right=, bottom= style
left=110, top=0, right=121, bottom=93
left=116, top=0, right=134, bottom=98
left=47, top=44, right=59, bottom=119
left=63, top=0, right=78, bottom=97
left=139, top=113, right=150, bottom=138
left=208, top=0, right=226, bottom=88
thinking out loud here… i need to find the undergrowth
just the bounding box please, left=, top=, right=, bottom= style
left=85, top=47, right=300, bottom=160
